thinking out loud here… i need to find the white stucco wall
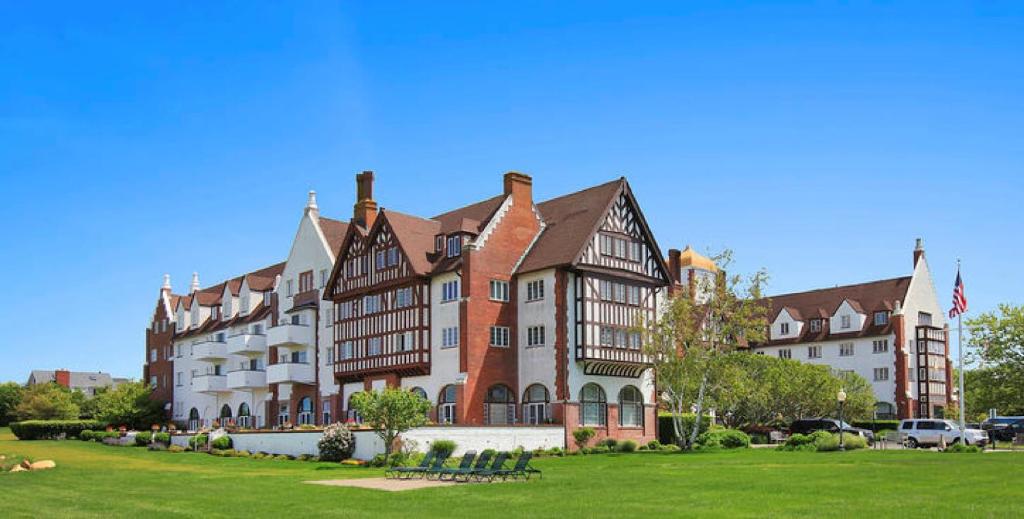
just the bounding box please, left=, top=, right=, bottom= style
left=517, top=269, right=557, bottom=402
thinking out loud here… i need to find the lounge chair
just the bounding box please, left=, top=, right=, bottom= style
left=492, top=451, right=542, bottom=481
left=432, top=450, right=477, bottom=481
left=471, top=451, right=511, bottom=482
left=417, top=451, right=453, bottom=480
left=440, top=450, right=492, bottom=482
left=387, top=451, right=436, bottom=479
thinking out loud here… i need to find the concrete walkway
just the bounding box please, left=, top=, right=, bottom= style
left=305, top=478, right=458, bottom=492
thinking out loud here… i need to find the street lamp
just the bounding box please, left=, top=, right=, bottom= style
left=837, top=389, right=848, bottom=451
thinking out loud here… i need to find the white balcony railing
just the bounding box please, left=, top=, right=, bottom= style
left=266, top=362, right=315, bottom=385
left=227, top=369, right=267, bottom=390
left=267, top=323, right=313, bottom=348
left=193, top=374, right=228, bottom=394
left=193, top=340, right=228, bottom=361
left=226, top=333, right=267, bottom=356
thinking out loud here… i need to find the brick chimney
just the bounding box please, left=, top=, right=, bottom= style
left=353, top=171, right=378, bottom=229
left=503, top=171, right=532, bottom=206
left=667, top=249, right=682, bottom=285
left=54, top=369, right=71, bottom=388
left=913, top=238, right=925, bottom=268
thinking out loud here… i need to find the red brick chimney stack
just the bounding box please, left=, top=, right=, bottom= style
left=913, top=238, right=925, bottom=267
left=55, top=369, right=71, bottom=388
left=503, top=171, right=532, bottom=206
left=353, top=171, right=378, bottom=229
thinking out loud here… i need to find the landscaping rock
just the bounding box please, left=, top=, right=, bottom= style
left=20, top=459, right=32, bottom=469
left=30, top=460, right=56, bottom=470
left=10, top=465, right=27, bottom=473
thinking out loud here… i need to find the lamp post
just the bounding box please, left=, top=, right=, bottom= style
left=837, top=389, right=848, bottom=452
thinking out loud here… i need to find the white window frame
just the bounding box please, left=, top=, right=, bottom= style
left=840, top=342, right=855, bottom=356
left=367, top=337, right=382, bottom=356
left=439, top=403, right=456, bottom=424
left=441, top=280, right=460, bottom=303
left=489, top=326, right=510, bottom=347
left=872, top=339, right=889, bottom=353
left=780, top=322, right=790, bottom=335
left=778, top=348, right=792, bottom=360
left=807, top=345, right=821, bottom=359
left=446, top=235, right=462, bottom=257
left=840, top=315, right=851, bottom=329
left=489, top=280, right=510, bottom=302
left=442, top=327, right=459, bottom=348
left=527, top=325, right=546, bottom=347
left=874, top=367, right=890, bottom=381
left=526, top=280, right=544, bottom=302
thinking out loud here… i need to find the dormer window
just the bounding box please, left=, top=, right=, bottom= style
left=809, top=319, right=822, bottom=333
left=435, top=234, right=444, bottom=253
left=874, top=311, right=889, bottom=326
left=211, top=306, right=220, bottom=321
left=446, top=235, right=462, bottom=258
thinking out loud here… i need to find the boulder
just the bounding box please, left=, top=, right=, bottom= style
left=30, top=460, right=56, bottom=470
left=20, top=459, right=32, bottom=469
left=10, top=465, right=27, bottom=473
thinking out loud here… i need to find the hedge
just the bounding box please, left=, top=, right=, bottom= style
left=851, top=420, right=900, bottom=433
left=657, top=414, right=712, bottom=446
left=9, top=420, right=104, bottom=440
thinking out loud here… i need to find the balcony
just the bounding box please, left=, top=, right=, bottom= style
left=226, top=333, right=267, bottom=356
left=227, top=369, right=267, bottom=390
left=193, top=340, right=228, bottom=361
left=334, top=349, right=430, bottom=383
left=266, top=362, right=315, bottom=385
left=267, top=323, right=313, bottom=348
left=193, top=374, right=228, bottom=394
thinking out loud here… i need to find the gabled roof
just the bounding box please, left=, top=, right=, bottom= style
left=381, top=210, right=442, bottom=275
left=515, top=178, right=624, bottom=274
left=432, top=195, right=505, bottom=235
left=319, top=217, right=350, bottom=253
left=755, top=276, right=912, bottom=346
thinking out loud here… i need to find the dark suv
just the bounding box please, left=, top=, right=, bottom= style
left=981, top=417, right=1024, bottom=442
left=789, top=418, right=875, bottom=443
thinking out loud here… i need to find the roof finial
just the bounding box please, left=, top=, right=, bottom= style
left=190, top=272, right=200, bottom=294
left=162, top=274, right=171, bottom=291
left=306, top=190, right=319, bottom=217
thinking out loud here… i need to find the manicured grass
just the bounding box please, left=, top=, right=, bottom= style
left=2, top=427, right=1023, bottom=518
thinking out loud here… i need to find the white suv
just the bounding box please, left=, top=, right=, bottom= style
left=898, top=419, right=988, bottom=448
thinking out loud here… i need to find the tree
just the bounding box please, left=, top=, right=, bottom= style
left=0, top=382, right=24, bottom=426
left=643, top=250, right=769, bottom=449
left=14, top=383, right=80, bottom=421
left=92, top=381, right=165, bottom=429
left=351, top=388, right=431, bottom=463
left=965, top=304, right=1024, bottom=416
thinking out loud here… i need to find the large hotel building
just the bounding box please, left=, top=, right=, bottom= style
left=144, top=172, right=952, bottom=447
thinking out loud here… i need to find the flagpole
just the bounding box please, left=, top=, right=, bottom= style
left=957, top=259, right=965, bottom=434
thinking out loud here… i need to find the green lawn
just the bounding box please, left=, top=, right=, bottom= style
left=2, top=427, right=1022, bottom=518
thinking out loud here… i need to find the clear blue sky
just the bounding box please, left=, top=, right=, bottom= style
left=1, top=2, right=1021, bottom=382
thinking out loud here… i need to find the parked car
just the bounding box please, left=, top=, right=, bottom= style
left=898, top=419, right=988, bottom=448
left=789, top=419, right=875, bottom=443
left=980, top=417, right=1024, bottom=442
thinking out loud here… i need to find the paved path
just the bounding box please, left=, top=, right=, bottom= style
left=305, top=478, right=458, bottom=492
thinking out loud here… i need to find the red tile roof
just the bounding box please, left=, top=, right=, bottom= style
left=319, top=217, right=350, bottom=253
left=754, top=276, right=912, bottom=346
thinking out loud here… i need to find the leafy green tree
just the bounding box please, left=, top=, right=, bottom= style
left=965, top=304, right=1024, bottom=416
left=92, top=381, right=164, bottom=429
left=643, top=250, right=769, bottom=449
left=351, top=388, right=431, bottom=463
left=14, top=383, right=80, bottom=421
left=0, top=382, right=24, bottom=426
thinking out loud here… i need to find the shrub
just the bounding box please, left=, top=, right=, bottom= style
left=808, top=430, right=833, bottom=445
left=784, top=433, right=812, bottom=447
left=657, top=414, right=712, bottom=446
left=369, top=453, right=388, bottom=467
left=851, top=420, right=900, bottom=433
left=591, top=445, right=611, bottom=454
left=698, top=429, right=751, bottom=449
left=80, top=430, right=95, bottom=441
left=749, top=433, right=769, bottom=445
left=251, top=452, right=266, bottom=460
left=573, top=427, right=596, bottom=451
left=274, top=454, right=291, bottom=461
left=646, top=439, right=662, bottom=450
left=134, top=432, right=152, bottom=446
left=815, top=433, right=867, bottom=452
left=9, top=420, right=104, bottom=440
left=318, top=423, right=355, bottom=462
left=430, top=439, right=457, bottom=458
left=547, top=447, right=564, bottom=457
left=599, top=438, right=618, bottom=449
left=188, top=434, right=208, bottom=450
left=617, top=440, right=638, bottom=453
left=168, top=445, right=185, bottom=453
left=297, top=454, right=314, bottom=462
left=210, top=435, right=232, bottom=450
left=660, top=444, right=681, bottom=452
left=153, top=432, right=171, bottom=445
left=943, top=443, right=982, bottom=453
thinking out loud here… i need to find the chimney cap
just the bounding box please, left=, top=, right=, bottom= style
left=162, top=274, right=171, bottom=290
left=190, top=272, right=200, bottom=293
left=915, top=238, right=924, bottom=251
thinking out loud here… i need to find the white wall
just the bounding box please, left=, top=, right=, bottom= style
left=830, top=301, right=866, bottom=335
left=772, top=309, right=803, bottom=340
left=517, top=269, right=557, bottom=402
left=398, top=271, right=462, bottom=407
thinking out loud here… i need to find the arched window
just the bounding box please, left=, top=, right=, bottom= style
left=438, top=385, right=457, bottom=424
left=484, top=384, right=516, bottom=425
left=237, top=402, right=251, bottom=429
left=579, top=383, right=607, bottom=426
left=618, top=386, right=643, bottom=427
left=410, top=387, right=429, bottom=418
left=346, top=393, right=362, bottom=424
left=523, top=384, right=550, bottom=425
left=277, top=402, right=289, bottom=427
left=875, top=401, right=896, bottom=421
left=297, top=397, right=313, bottom=425
left=188, top=408, right=200, bottom=431
left=220, top=404, right=232, bottom=419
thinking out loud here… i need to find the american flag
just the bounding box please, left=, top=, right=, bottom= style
left=949, top=270, right=968, bottom=319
